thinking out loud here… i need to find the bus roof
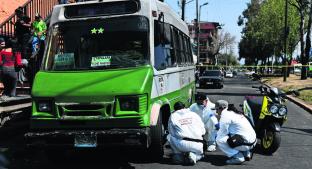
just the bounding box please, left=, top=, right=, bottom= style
left=155, top=1, right=189, bottom=35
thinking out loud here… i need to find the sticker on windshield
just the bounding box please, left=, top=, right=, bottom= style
left=53, top=53, right=75, bottom=70
left=91, top=56, right=111, bottom=67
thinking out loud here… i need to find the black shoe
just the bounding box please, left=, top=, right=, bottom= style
left=242, top=151, right=252, bottom=161
left=183, top=152, right=196, bottom=166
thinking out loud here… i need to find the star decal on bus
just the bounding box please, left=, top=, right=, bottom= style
left=91, top=28, right=97, bottom=34
left=98, top=28, right=104, bottom=33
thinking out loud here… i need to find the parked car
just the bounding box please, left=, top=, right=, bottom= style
left=245, top=70, right=255, bottom=75
left=199, top=70, right=224, bottom=88
left=225, top=71, right=234, bottom=78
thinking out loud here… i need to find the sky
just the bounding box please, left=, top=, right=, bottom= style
left=164, top=0, right=251, bottom=58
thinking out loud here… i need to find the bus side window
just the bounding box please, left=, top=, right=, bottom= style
left=178, top=32, right=185, bottom=65
left=182, top=35, right=189, bottom=64
left=172, top=28, right=181, bottom=65
left=154, top=21, right=173, bottom=70
left=164, top=23, right=173, bottom=67
left=170, top=26, right=177, bottom=66
left=187, top=37, right=193, bottom=64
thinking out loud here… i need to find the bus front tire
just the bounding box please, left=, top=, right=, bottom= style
left=149, top=112, right=164, bottom=161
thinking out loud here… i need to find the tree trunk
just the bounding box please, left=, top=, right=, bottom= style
left=299, top=9, right=306, bottom=79
left=287, top=59, right=292, bottom=77
left=303, top=2, right=312, bottom=80
left=254, top=58, right=258, bottom=73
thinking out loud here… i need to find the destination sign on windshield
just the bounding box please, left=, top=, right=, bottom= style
left=64, top=1, right=140, bottom=18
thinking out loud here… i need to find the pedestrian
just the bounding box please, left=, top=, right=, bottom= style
left=167, top=102, right=205, bottom=165
left=215, top=100, right=257, bottom=165
left=189, top=93, right=219, bottom=152
left=0, top=38, right=23, bottom=100
left=14, top=7, right=31, bottom=59
left=32, top=13, right=47, bottom=53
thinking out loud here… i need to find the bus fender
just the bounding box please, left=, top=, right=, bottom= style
left=150, top=99, right=170, bottom=126
left=150, top=102, right=162, bottom=126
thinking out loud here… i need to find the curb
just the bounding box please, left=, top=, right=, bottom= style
left=286, top=95, right=312, bottom=114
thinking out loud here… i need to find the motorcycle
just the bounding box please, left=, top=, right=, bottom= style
left=242, top=85, right=289, bottom=154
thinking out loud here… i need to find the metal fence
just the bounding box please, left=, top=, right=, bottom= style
left=0, top=0, right=59, bottom=38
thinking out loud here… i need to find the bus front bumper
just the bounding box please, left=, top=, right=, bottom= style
left=25, top=128, right=151, bottom=148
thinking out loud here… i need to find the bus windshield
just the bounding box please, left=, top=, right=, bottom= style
left=43, top=16, right=149, bottom=71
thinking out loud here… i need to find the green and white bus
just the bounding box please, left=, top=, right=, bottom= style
left=26, top=0, right=195, bottom=158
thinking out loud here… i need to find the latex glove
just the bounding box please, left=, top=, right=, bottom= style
left=215, top=123, right=220, bottom=130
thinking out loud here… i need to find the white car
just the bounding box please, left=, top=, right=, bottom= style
left=225, top=71, right=233, bottom=78
left=245, top=71, right=255, bottom=75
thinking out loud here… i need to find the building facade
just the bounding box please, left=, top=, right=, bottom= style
left=188, top=20, right=220, bottom=64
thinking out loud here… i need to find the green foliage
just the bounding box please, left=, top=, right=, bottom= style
left=238, top=0, right=300, bottom=65
left=218, top=53, right=239, bottom=66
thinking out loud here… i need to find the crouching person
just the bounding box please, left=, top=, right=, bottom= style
left=167, top=102, right=205, bottom=165
left=215, top=100, right=256, bottom=165
left=189, top=93, right=219, bottom=152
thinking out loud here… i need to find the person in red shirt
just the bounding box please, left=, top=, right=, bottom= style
left=0, top=37, right=22, bottom=99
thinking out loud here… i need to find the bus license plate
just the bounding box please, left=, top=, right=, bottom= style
left=74, top=134, right=97, bottom=148
left=206, top=82, right=213, bottom=84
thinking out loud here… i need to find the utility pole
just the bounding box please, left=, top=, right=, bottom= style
left=284, top=0, right=288, bottom=82
left=181, top=0, right=186, bottom=21
left=196, top=0, right=199, bottom=64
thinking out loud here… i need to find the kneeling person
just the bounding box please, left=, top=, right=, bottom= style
left=215, top=100, right=256, bottom=165
left=167, top=102, right=205, bottom=165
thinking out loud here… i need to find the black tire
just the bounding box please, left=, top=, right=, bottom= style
left=260, top=130, right=281, bottom=155
left=149, top=112, right=164, bottom=160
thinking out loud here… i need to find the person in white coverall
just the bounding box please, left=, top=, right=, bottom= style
left=215, top=100, right=257, bottom=165
left=167, top=102, right=205, bottom=165
left=189, top=93, right=219, bottom=152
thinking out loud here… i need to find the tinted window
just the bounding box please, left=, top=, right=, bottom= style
left=203, top=71, right=221, bottom=76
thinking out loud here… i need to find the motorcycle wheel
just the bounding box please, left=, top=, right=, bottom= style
left=260, top=130, right=281, bottom=155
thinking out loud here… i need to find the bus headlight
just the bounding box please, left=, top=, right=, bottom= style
left=278, top=106, right=287, bottom=116
left=269, top=105, right=279, bottom=114
left=118, top=96, right=139, bottom=112
left=37, top=101, right=52, bottom=112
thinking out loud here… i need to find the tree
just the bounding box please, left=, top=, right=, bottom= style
left=289, top=0, right=310, bottom=79
left=238, top=0, right=301, bottom=76
left=212, top=31, right=236, bottom=65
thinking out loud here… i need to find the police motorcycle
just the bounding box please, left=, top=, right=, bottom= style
left=242, top=85, right=288, bottom=155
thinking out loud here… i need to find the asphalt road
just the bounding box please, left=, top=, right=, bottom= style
left=1, top=73, right=312, bottom=169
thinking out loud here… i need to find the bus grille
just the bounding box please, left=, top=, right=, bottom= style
left=57, top=103, right=113, bottom=117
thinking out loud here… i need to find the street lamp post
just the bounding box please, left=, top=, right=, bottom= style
left=196, top=2, right=208, bottom=64
left=284, top=0, right=288, bottom=82
left=196, top=0, right=199, bottom=63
